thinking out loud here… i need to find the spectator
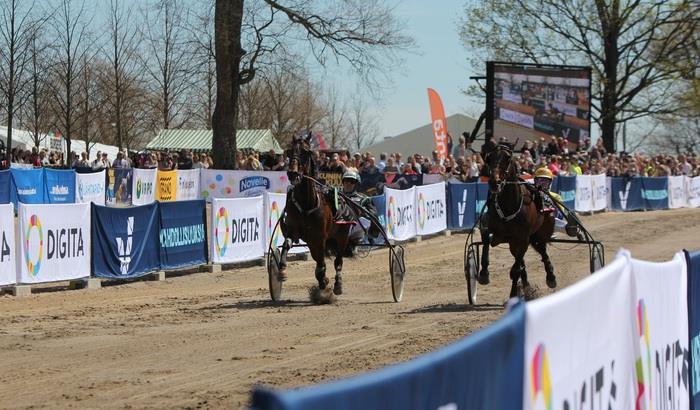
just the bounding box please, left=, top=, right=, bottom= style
left=177, top=149, right=193, bottom=170
left=113, top=151, right=130, bottom=169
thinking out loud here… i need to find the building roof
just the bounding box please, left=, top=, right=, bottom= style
left=146, top=129, right=283, bottom=153
left=362, top=113, right=486, bottom=158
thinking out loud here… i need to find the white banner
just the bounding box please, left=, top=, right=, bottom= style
left=18, top=203, right=91, bottom=284
left=75, top=170, right=106, bottom=206
left=627, top=251, right=689, bottom=410
left=0, top=204, right=15, bottom=286
left=668, top=175, right=686, bottom=209
left=415, top=181, right=446, bottom=235
left=264, top=193, right=307, bottom=254
left=689, top=176, right=700, bottom=208
left=385, top=186, right=416, bottom=241
left=605, top=176, right=612, bottom=211
left=210, top=197, right=264, bottom=263
left=131, top=168, right=157, bottom=206
left=176, top=169, right=200, bottom=201
left=499, top=107, right=535, bottom=128
left=575, top=174, right=606, bottom=212
left=200, top=169, right=290, bottom=201
left=524, top=255, right=638, bottom=410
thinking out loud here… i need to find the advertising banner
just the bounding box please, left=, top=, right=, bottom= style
left=640, top=177, right=669, bottom=210
left=591, top=174, right=606, bottom=211
left=105, top=168, right=132, bottom=206
left=175, top=169, right=200, bottom=201
left=574, top=175, right=593, bottom=212
left=44, top=169, right=76, bottom=204
left=10, top=168, right=44, bottom=206
left=368, top=194, right=387, bottom=246
left=158, top=200, right=207, bottom=270
left=668, top=175, right=687, bottom=209
left=211, top=197, right=265, bottom=263
left=156, top=170, right=177, bottom=201
left=131, top=168, right=156, bottom=206
left=414, top=181, right=446, bottom=235
left=75, top=170, right=106, bottom=206
left=476, top=182, right=489, bottom=216
left=609, top=177, right=644, bottom=211
left=252, top=303, right=525, bottom=410
left=524, top=255, right=638, bottom=410
left=686, top=249, right=700, bottom=409
left=628, top=251, right=689, bottom=410
left=0, top=203, right=15, bottom=286
left=690, top=177, right=700, bottom=208
left=447, top=182, right=477, bottom=230
left=264, top=193, right=308, bottom=254
left=91, top=202, right=160, bottom=278
left=551, top=176, right=575, bottom=211
left=200, top=169, right=290, bottom=201
left=317, top=171, right=343, bottom=188
left=384, top=187, right=416, bottom=241
left=0, top=169, right=11, bottom=204
left=18, top=203, right=91, bottom=284
left=427, top=88, right=449, bottom=160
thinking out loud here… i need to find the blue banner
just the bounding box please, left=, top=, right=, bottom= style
left=640, top=177, right=668, bottom=210
left=91, top=202, right=160, bottom=278
left=368, top=194, right=387, bottom=245
left=551, top=175, right=576, bottom=210
left=0, top=169, right=10, bottom=204
left=158, top=200, right=208, bottom=269
left=44, top=169, right=76, bottom=204
left=251, top=302, right=525, bottom=410
left=447, top=182, right=477, bottom=230
left=687, top=249, right=700, bottom=409
left=10, top=168, right=44, bottom=206
left=608, top=177, right=644, bottom=211
left=476, top=182, right=489, bottom=216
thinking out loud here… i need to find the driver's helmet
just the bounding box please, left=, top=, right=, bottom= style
left=342, top=170, right=361, bottom=183
left=534, top=167, right=553, bottom=189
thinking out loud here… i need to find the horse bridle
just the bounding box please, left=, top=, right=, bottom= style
left=489, top=147, right=525, bottom=222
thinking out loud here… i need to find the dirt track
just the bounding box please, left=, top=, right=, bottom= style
left=1, top=208, right=699, bottom=409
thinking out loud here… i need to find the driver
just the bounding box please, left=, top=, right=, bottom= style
left=341, top=170, right=380, bottom=251
left=532, top=167, right=580, bottom=237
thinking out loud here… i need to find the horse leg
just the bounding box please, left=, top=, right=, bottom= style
left=478, top=227, right=491, bottom=285
left=333, top=227, right=351, bottom=295
left=508, top=242, right=527, bottom=299
left=310, top=243, right=328, bottom=289
left=278, top=237, right=292, bottom=281
left=531, top=237, right=556, bottom=288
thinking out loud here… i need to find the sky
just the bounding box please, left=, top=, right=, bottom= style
left=319, top=0, right=482, bottom=141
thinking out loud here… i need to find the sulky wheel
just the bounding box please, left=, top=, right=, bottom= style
left=465, top=247, right=478, bottom=305
left=267, top=247, right=284, bottom=301
left=389, top=246, right=406, bottom=302
left=589, top=243, right=605, bottom=274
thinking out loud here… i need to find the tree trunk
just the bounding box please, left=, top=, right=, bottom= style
left=212, top=0, right=244, bottom=170
left=597, top=0, right=619, bottom=154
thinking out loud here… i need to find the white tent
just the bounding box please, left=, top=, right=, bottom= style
left=0, top=126, right=121, bottom=162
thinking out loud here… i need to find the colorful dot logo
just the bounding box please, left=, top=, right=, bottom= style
left=268, top=201, right=282, bottom=245
left=136, top=179, right=142, bottom=199
left=24, top=214, right=43, bottom=276
left=214, top=207, right=230, bottom=257
left=635, top=299, right=651, bottom=408
left=531, top=343, right=552, bottom=410
left=417, top=193, right=426, bottom=229
left=386, top=196, right=397, bottom=236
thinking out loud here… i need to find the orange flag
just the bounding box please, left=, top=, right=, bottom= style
left=427, top=88, right=448, bottom=160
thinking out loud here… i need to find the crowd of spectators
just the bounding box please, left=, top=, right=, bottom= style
left=2, top=134, right=700, bottom=188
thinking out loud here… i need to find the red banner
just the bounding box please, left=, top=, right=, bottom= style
left=427, top=88, right=448, bottom=160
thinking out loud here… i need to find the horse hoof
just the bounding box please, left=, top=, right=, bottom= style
left=477, top=272, right=490, bottom=285
left=546, top=278, right=557, bottom=289
left=319, top=277, right=329, bottom=290
left=333, top=282, right=343, bottom=295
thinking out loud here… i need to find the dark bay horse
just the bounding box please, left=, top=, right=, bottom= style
left=278, top=137, right=351, bottom=296
left=481, top=145, right=557, bottom=299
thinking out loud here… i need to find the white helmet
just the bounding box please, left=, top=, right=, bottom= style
left=342, top=170, right=361, bottom=183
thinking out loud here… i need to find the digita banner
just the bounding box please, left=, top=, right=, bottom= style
left=18, top=202, right=91, bottom=284
left=0, top=203, right=15, bottom=286
left=385, top=186, right=416, bottom=241
left=211, top=197, right=265, bottom=263
left=415, top=181, right=446, bottom=235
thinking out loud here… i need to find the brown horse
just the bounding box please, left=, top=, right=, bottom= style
left=481, top=145, right=557, bottom=299
left=278, top=137, right=351, bottom=296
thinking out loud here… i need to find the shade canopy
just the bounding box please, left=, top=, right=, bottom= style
left=146, top=129, right=283, bottom=154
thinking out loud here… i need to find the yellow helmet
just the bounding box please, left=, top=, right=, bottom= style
left=534, top=167, right=553, bottom=180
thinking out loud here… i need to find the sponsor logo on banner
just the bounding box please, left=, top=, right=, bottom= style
left=231, top=217, right=260, bottom=243
left=417, top=193, right=426, bottom=229
left=636, top=300, right=651, bottom=407
left=214, top=207, right=229, bottom=257
left=77, top=180, right=103, bottom=202
left=417, top=191, right=445, bottom=230
left=116, top=217, right=133, bottom=275
left=578, top=186, right=591, bottom=202
left=51, top=185, right=69, bottom=195
left=159, top=223, right=205, bottom=248
left=619, top=181, right=632, bottom=210
left=641, top=189, right=667, bottom=200
left=24, top=214, right=85, bottom=277
left=136, top=179, right=153, bottom=199
left=560, top=190, right=575, bottom=203
left=239, top=176, right=270, bottom=195
left=457, top=189, right=468, bottom=226
left=268, top=201, right=282, bottom=245
left=159, top=176, right=175, bottom=200
left=530, top=344, right=551, bottom=410
left=1, top=230, right=10, bottom=262
left=18, top=188, right=36, bottom=196
left=387, top=195, right=413, bottom=234
left=178, top=175, right=195, bottom=191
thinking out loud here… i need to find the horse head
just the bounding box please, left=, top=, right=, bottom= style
left=286, top=134, right=315, bottom=185
left=486, top=145, right=517, bottom=191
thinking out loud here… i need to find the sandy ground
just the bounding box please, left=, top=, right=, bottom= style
left=1, top=208, right=699, bottom=409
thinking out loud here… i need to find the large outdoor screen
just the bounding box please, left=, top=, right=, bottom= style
left=486, top=62, right=591, bottom=147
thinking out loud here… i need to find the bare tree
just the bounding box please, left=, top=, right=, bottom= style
left=188, top=3, right=217, bottom=129
left=142, top=0, right=196, bottom=130
left=49, top=0, right=93, bottom=159
left=646, top=117, right=700, bottom=155
left=76, top=56, right=107, bottom=158
left=0, top=0, right=37, bottom=151
left=21, top=28, right=52, bottom=148
left=319, top=85, right=348, bottom=149
left=461, top=0, right=698, bottom=153
left=212, top=0, right=412, bottom=169
left=347, top=94, right=379, bottom=151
